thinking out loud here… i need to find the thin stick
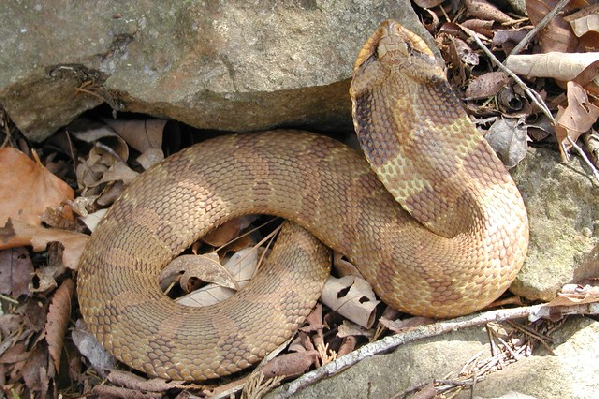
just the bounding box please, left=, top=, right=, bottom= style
left=273, top=303, right=599, bottom=398
left=462, top=27, right=554, bottom=122
left=510, top=0, right=571, bottom=56
left=568, top=136, right=599, bottom=180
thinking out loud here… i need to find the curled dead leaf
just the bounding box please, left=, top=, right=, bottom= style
left=160, top=252, right=236, bottom=293
left=0, top=219, right=88, bottom=270
left=45, top=279, right=74, bottom=372
left=175, top=247, right=259, bottom=307
left=556, top=81, right=599, bottom=161
left=103, top=119, right=166, bottom=153
left=505, top=52, right=599, bottom=84
left=484, top=117, right=528, bottom=168
left=321, top=276, right=379, bottom=328
left=465, top=0, right=514, bottom=24
left=0, top=148, right=73, bottom=226
left=72, top=319, right=117, bottom=373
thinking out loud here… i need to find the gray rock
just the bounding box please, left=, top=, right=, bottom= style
left=0, top=0, right=431, bottom=142
left=266, top=325, right=490, bottom=399
left=267, top=317, right=599, bottom=399
left=464, top=317, right=599, bottom=399
left=510, top=148, right=599, bottom=301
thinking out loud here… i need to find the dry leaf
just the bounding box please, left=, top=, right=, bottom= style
left=160, top=252, right=236, bottom=293
left=261, top=351, right=319, bottom=379
left=106, top=370, right=184, bottom=392
left=493, top=29, right=530, bottom=54
left=466, top=72, right=512, bottom=99
left=0, top=219, right=88, bottom=270
left=556, top=81, right=599, bottom=161
left=465, top=0, right=514, bottom=24
left=0, top=248, right=34, bottom=297
left=484, top=117, right=528, bottom=168
left=175, top=247, right=259, bottom=307
left=21, top=343, right=51, bottom=397
left=0, top=148, right=74, bottom=226
left=79, top=208, right=107, bottom=233
left=88, top=162, right=139, bottom=188
left=505, top=52, right=599, bottom=84
left=72, top=319, right=117, bottom=372
left=546, top=283, right=599, bottom=306
left=527, top=0, right=579, bottom=53
left=461, top=18, right=494, bottom=37
left=564, top=3, right=599, bottom=37
left=103, top=119, right=166, bottom=153
left=336, top=320, right=374, bottom=339
left=202, top=218, right=251, bottom=247
left=136, top=148, right=164, bottom=170
left=45, top=279, right=74, bottom=372
left=70, top=120, right=129, bottom=163
left=450, top=36, right=479, bottom=66
left=321, top=276, right=379, bottom=328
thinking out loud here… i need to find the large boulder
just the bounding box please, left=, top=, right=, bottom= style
left=0, top=0, right=429, bottom=141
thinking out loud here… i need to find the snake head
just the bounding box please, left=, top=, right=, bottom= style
left=351, top=20, right=443, bottom=88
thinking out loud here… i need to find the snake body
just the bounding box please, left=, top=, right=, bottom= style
left=77, top=21, right=528, bottom=381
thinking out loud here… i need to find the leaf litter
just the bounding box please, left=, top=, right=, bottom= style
left=1, top=2, right=599, bottom=398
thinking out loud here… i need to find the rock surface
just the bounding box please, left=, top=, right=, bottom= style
left=266, top=317, right=599, bottom=399
left=0, top=0, right=431, bottom=142
left=466, top=317, right=599, bottom=399
left=510, top=148, right=599, bottom=301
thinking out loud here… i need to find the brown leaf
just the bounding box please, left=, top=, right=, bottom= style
left=466, top=72, right=512, bottom=100
left=546, top=283, right=599, bottom=306
left=175, top=247, right=259, bottom=307
left=160, top=252, right=236, bottom=293
left=261, top=351, right=319, bottom=379
left=556, top=81, right=599, bottom=160
left=0, top=248, right=34, bottom=297
left=461, top=18, right=494, bottom=37
left=573, top=59, right=599, bottom=96
left=106, top=370, right=185, bottom=392
left=527, top=0, right=580, bottom=53
left=202, top=218, right=247, bottom=247
left=21, top=343, right=51, bottom=397
left=103, top=119, right=166, bottom=153
left=337, top=336, right=357, bottom=357
left=493, top=28, right=530, bottom=55
left=136, top=148, right=164, bottom=170
left=564, top=3, right=599, bottom=37
left=0, top=219, right=89, bottom=270
left=88, top=162, right=139, bottom=188
left=45, top=279, right=74, bottom=372
left=465, top=0, right=514, bottom=24
left=0, top=148, right=74, bottom=226
left=450, top=36, right=479, bottom=66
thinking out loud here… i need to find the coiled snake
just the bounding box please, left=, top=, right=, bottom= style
left=77, top=20, right=529, bottom=381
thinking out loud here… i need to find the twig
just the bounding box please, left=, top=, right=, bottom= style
left=462, top=27, right=554, bottom=123
left=272, top=303, right=599, bottom=398
left=466, top=26, right=599, bottom=180
left=510, top=0, right=571, bottom=56
left=567, top=136, right=599, bottom=180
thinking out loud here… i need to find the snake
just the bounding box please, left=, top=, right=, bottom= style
left=77, top=20, right=529, bottom=381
